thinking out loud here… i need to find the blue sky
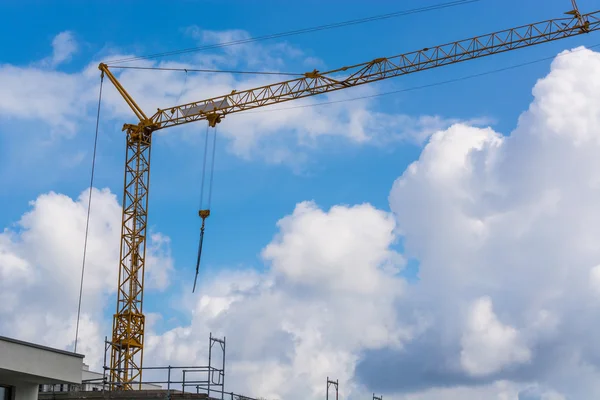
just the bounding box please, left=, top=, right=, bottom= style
left=1, top=0, right=598, bottom=323
left=2, top=1, right=600, bottom=397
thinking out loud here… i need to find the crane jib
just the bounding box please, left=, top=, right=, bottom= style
left=148, top=9, right=600, bottom=130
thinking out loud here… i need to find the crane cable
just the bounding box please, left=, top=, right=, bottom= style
left=74, top=72, right=104, bottom=353
left=175, top=69, right=189, bottom=104
left=108, top=65, right=303, bottom=77
left=193, top=123, right=218, bottom=293
left=104, top=0, right=481, bottom=65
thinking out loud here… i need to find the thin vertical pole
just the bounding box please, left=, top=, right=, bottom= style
left=221, top=336, right=226, bottom=400
left=102, top=337, right=108, bottom=391
left=167, top=366, right=171, bottom=392
left=208, top=332, right=213, bottom=398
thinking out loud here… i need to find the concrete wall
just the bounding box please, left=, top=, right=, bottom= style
left=0, top=336, right=84, bottom=400
left=0, top=337, right=83, bottom=383
left=14, top=382, right=37, bottom=400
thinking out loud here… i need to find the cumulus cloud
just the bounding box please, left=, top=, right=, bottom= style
left=0, top=188, right=173, bottom=369
left=143, top=200, right=409, bottom=400
left=460, top=296, right=531, bottom=376
left=262, top=201, right=403, bottom=294
left=355, top=46, right=600, bottom=398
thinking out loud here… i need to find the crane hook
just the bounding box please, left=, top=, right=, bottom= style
left=192, top=209, right=211, bottom=293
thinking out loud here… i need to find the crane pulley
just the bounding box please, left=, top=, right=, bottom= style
left=97, top=1, right=599, bottom=390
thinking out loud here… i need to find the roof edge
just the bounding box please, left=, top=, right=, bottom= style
left=0, top=336, right=85, bottom=359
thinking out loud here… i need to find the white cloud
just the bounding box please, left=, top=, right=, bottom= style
left=144, top=201, right=409, bottom=400
left=145, top=232, right=175, bottom=291
left=28, top=31, right=80, bottom=69
left=0, top=188, right=173, bottom=369
left=460, top=296, right=531, bottom=376
left=590, top=264, right=600, bottom=295
left=0, top=65, right=90, bottom=135
left=370, top=46, right=600, bottom=398
left=262, top=201, right=403, bottom=294
left=50, top=31, right=78, bottom=66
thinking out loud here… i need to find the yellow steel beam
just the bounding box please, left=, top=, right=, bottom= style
left=99, top=63, right=149, bottom=122
left=150, top=9, right=598, bottom=130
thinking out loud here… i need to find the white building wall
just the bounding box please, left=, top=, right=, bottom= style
left=15, top=382, right=38, bottom=400
left=0, top=338, right=83, bottom=384
left=0, top=336, right=84, bottom=400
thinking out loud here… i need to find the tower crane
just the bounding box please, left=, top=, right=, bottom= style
left=98, top=1, right=598, bottom=390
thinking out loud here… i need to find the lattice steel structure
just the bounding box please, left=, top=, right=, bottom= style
left=108, top=127, right=152, bottom=389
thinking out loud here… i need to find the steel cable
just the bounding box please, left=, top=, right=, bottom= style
left=74, top=72, right=104, bottom=353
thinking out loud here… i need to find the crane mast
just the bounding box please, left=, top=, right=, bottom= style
left=99, top=3, right=599, bottom=390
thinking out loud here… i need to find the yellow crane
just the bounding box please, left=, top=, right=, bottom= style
left=98, top=1, right=598, bottom=390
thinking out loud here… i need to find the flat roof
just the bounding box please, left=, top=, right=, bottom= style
left=0, top=336, right=84, bottom=359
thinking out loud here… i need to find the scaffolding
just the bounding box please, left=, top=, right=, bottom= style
left=326, top=378, right=338, bottom=400
left=97, top=333, right=251, bottom=400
